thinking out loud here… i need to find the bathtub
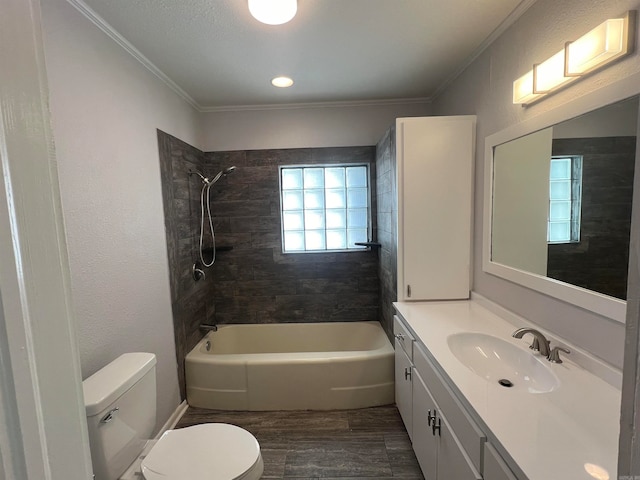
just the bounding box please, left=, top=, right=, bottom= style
left=185, top=321, right=394, bottom=411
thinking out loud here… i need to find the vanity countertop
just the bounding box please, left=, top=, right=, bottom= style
left=394, top=299, right=621, bottom=480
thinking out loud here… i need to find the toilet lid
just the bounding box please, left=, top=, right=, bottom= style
left=141, top=423, right=262, bottom=480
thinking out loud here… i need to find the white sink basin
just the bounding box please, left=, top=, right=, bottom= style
left=447, top=332, right=560, bottom=394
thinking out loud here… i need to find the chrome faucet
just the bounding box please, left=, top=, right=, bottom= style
left=200, top=324, right=218, bottom=332
left=512, top=328, right=551, bottom=357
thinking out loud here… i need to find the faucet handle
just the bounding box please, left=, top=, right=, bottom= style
left=530, top=336, right=550, bottom=355
left=548, top=346, right=570, bottom=363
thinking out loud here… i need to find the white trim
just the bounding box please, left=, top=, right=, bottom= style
left=199, top=97, right=432, bottom=113
left=471, top=292, right=623, bottom=389
left=431, top=0, right=539, bottom=101
left=154, top=400, right=188, bottom=438
left=0, top=0, right=94, bottom=478
left=65, top=0, right=200, bottom=111
left=482, top=71, right=640, bottom=324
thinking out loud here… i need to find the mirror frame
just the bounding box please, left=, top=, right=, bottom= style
left=483, top=75, right=640, bottom=323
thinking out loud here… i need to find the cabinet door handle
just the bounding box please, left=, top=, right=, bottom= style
left=404, top=367, right=411, bottom=381
left=427, top=409, right=436, bottom=427
left=432, top=417, right=441, bottom=436
left=407, top=284, right=412, bottom=298
left=394, top=333, right=405, bottom=341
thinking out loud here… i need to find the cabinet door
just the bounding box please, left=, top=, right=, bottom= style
left=394, top=342, right=413, bottom=440
left=397, top=116, right=474, bottom=301
left=412, top=371, right=437, bottom=480
left=436, top=414, right=482, bottom=480
left=483, top=443, right=518, bottom=480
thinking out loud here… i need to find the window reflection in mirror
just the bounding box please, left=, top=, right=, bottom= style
left=491, top=96, right=639, bottom=300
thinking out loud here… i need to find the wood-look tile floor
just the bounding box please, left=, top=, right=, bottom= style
left=176, top=405, right=424, bottom=480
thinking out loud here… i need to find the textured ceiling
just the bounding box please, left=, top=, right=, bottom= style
left=77, top=0, right=526, bottom=109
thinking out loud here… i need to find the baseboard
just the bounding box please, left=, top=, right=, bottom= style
left=155, top=400, right=188, bottom=438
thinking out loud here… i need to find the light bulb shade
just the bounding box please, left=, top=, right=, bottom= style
left=565, top=15, right=630, bottom=76
left=249, top=0, right=297, bottom=25
left=513, top=70, right=542, bottom=104
left=533, top=49, right=574, bottom=93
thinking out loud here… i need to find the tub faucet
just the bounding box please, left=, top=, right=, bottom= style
left=512, top=328, right=550, bottom=357
left=200, top=324, right=218, bottom=332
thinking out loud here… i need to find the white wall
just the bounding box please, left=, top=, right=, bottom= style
left=41, top=0, right=200, bottom=427
left=199, top=102, right=431, bottom=151
left=431, top=0, right=640, bottom=368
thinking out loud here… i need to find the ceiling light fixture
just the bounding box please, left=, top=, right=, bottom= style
left=513, top=11, right=635, bottom=105
left=272, top=76, right=294, bottom=88
left=248, top=0, right=297, bottom=25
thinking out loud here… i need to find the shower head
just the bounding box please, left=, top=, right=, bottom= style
left=208, top=166, right=237, bottom=186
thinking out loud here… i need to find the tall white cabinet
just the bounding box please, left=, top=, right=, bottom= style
left=396, top=116, right=475, bottom=301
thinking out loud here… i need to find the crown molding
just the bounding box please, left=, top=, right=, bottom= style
left=198, top=97, right=432, bottom=113
left=66, top=0, right=200, bottom=110
left=431, top=0, right=539, bottom=101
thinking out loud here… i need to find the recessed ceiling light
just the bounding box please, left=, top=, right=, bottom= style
left=248, top=0, right=297, bottom=25
left=272, top=76, right=294, bottom=88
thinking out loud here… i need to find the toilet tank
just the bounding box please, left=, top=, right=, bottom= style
left=83, top=353, right=157, bottom=480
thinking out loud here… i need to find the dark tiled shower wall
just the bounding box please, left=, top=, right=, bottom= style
left=158, top=131, right=216, bottom=399
left=160, top=133, right=382, bottom=397
left=547, top=136, right=636, bottom=300
left=204, top=147, right=380, bottom=324
left=375, top=126, right=398, bottom=341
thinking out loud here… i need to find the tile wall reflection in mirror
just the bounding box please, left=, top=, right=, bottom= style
left=491, top=96, right=639, bottom=300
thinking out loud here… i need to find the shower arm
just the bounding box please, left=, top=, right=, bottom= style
left=189, top=166, right=236, bottom=186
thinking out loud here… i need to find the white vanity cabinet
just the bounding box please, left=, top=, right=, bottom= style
left=396, top=116, right=475, bottom=301
left=394, top=315, right=415, bottom=439
left=394, top=312, right=490, bottom=480
left=412, top=343, right=483, bottom=480
left=394, top=300, right=621, bottom=480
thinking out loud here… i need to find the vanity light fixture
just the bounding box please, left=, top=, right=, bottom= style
left=513, top=11, right=635, bottom=105
left=272, top=76, right=294, bottom=87
left=248, top=0, right=297, bottom=25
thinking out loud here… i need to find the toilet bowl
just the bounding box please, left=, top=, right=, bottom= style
left=140, top=424, right=263, bottom=480
left=82, top=352, right=263, bottom=480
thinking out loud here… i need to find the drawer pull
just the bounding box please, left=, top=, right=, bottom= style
left=404, top=367, right=412, bottom=381
left=427, top=409, right=436, bottom=427
left=432, top=417, right=441, bottom=436
left=395, top=333, right=405, bottom=341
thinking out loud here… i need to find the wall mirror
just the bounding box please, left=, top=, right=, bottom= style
left=484, top=81, right=640, bottom=324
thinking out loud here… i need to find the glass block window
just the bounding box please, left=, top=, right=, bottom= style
left=280, top=165, right=370, bottom=252
left=548, top=156, right=582, bottom=243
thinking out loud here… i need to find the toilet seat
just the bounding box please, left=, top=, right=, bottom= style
left=140, top=423, right=263, bottom=480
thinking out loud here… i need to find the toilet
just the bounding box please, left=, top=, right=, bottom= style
left=83, top=352, right=263, bottom=480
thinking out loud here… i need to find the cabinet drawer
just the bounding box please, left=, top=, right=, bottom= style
left=414, top=343, right=485, bottom=471
left=393, top=315, right=415, bottom=360
left=483, top=443, right=518, bottom=480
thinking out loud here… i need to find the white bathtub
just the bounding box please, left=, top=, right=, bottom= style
left=185, top=321, right=394, bottom=411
